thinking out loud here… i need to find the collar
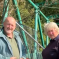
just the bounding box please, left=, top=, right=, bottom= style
left=50, top=34, right=59, bottom=42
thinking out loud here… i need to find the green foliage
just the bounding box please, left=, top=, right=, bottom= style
left=0, top=16, right=2, bottom=23
left=18, top=3, right=35, bottom=28
left=32, top=0, right=45, bottom=3
left=18, top=0, right=59, bottom=50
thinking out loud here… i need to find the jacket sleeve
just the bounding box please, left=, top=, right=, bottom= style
left=19, top=39, right=26, bottom=59
left=0, top=37, right=11, bottom=59
left=0, top=54, right=10, bottom=59
left=18, top=36, right=26, bottom=59
left=22, top=43, right=26, bottom=59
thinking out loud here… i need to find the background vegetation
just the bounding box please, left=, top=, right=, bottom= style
left=0, top=0, right=59, bottom=51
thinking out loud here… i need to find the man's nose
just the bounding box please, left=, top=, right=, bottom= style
left=9, top=25, right=12, bottom=29
left=49, top=31, right=53, bottom=35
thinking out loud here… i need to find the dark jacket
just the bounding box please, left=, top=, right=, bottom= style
left=42, top=35, right=59, bottom=59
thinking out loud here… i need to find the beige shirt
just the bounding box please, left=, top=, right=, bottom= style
left=7, top=37, right=20, bottom=58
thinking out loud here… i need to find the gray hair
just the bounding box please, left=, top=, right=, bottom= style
left=44, top=22, right=59, bottom=35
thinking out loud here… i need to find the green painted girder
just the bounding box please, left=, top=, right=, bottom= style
left=47, top=14, right=59, bottom=19
left=12, top=0, right=30, bottom=58
left=2, top=0, right=9, bottom=22
left=35, top=1, right=59, bottom=7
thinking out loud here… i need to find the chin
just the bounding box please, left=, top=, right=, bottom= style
left=6, top=31, right=12, bottom=34
left=51, top=37, right=55, bottom=39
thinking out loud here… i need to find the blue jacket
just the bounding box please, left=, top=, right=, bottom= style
left=0, top=29, right=26, bottom=59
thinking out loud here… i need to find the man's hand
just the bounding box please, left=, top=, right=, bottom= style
left=10, top=57, right=24, bottom=59
left=10, top=57, right=17, bottom=59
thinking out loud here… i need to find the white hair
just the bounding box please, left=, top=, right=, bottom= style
left=44, top=22, right=59, bottom=35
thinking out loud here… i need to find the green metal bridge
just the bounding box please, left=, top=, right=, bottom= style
left=0, top=0, right=59, bottom=59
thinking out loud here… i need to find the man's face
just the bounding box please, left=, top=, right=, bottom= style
left=47, top=28, right=58, bottom=39
left=3, top=18, right=16, bottom=35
